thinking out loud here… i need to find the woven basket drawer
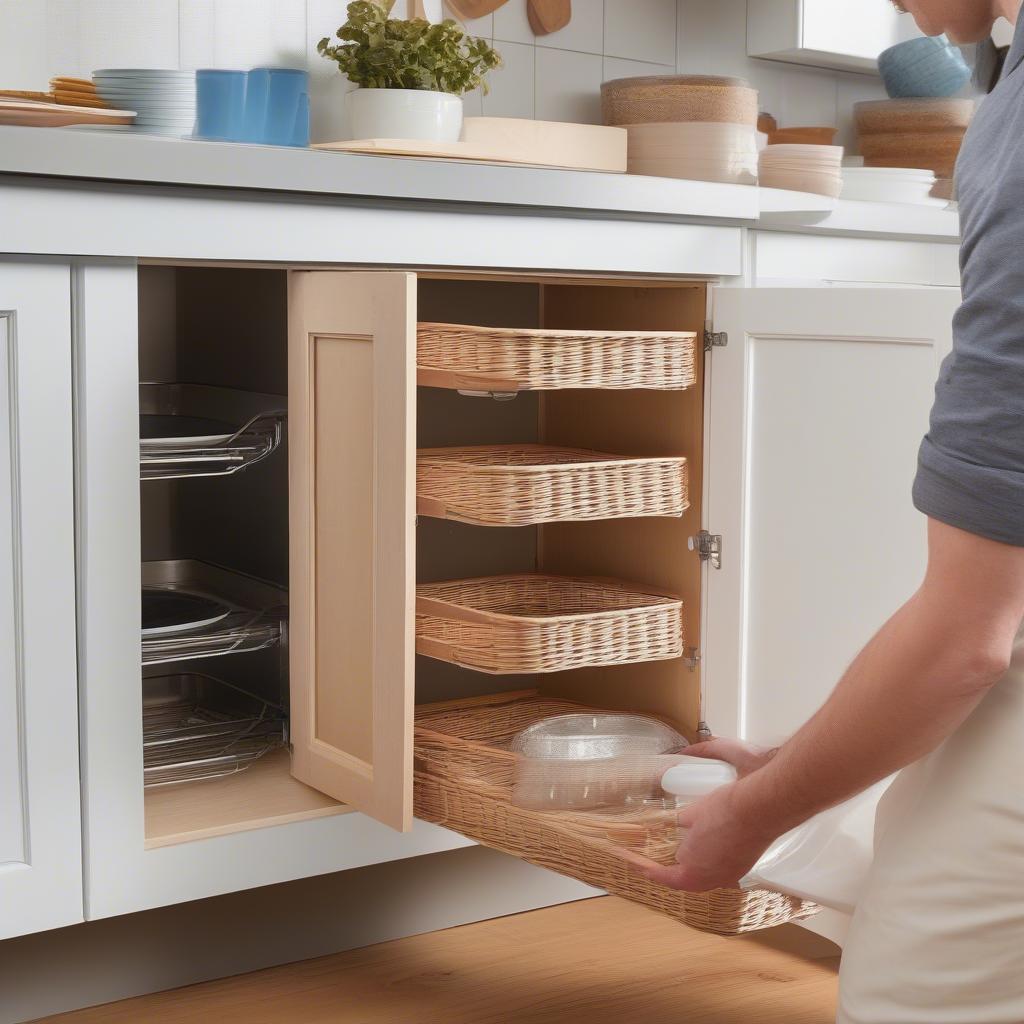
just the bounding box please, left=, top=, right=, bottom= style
left=414, top=692, right=818, bottom=935
left=417, top=322, right=697, bottom=393
left=416, top=574, right=684, bottom=675
left=417, top=444, right=689, bottom=526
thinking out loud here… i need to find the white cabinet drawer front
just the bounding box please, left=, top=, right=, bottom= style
left=0, top=262, right=82, bottom=939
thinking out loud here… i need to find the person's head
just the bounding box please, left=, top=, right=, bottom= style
left=893, top=0, right=1019, bottom=43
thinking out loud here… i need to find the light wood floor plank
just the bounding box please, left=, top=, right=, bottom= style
left=35, top=897, right=839, bottom=1024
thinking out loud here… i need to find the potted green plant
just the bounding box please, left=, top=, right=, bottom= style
left=318, top=0, right=502, bottom=143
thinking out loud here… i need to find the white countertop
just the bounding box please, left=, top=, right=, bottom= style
left=0, top=125, right=960, bottom=243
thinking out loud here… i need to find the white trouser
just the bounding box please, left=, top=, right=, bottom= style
left=837, top=627, right=1024, bottom=1023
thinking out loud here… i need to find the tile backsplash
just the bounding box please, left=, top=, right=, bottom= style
left=1, top=0, right=888, bottom=146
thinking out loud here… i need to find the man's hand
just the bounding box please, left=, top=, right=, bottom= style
left=623, top=519, right=1024, bottom=894
left=684, top=736, right=778, bottom=777
left=625, top=781, right=782, bottom=891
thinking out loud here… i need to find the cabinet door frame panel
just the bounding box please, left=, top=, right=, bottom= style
left=0, top=260, right=82, bottom=939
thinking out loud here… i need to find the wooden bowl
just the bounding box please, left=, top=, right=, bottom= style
left=854, top=98, right=974, bottom=134
left=602, top=75, right=758, bottom=127
left=767, top=126, right=837, bottom=146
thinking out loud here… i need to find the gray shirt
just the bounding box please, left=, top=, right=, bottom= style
left=912, top=19, right=1024, bottom=545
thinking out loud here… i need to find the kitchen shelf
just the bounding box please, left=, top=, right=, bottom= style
left=417, top=444, right=689, bottom=526
left=143, top=673, right=285, bottom=788
left=416, top=322, right=697, bottom=395
left=415, top=690, right=817, bottom=934
left=141, top=559, right=286, bottom=667
left=140, top=383, right=285, bottom=481
left=415, top=573, right=684, bottom=675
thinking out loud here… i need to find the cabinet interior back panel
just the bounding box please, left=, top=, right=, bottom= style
left=537, top=283, right=707, bottom=734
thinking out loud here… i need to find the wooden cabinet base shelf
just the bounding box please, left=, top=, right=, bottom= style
left=414, top=691, right=818, bottom=935
left=144, top=748, right=351, bottom=849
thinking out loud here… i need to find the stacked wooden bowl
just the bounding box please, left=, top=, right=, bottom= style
left=854, top=98, right=974, bottom=199
left=602, top=75, right=759, bottom=186
left=759, top=144, right=844, bottom=197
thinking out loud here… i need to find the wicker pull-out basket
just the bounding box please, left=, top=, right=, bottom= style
left=414, top=691, right=818, bottom=935
left=416, top=574, right=683, bottom=674
left=417, top=322, right=697, bottom=393
left=417, top=444, right=689, bottom=526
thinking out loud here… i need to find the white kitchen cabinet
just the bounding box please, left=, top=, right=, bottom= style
left=0, top=262, right=82, bottom=940
left=702, top=287, right=959, bottom=745
left=69, top=253, right=958, bottom=935
left=748, top=0, right=917, bottom=73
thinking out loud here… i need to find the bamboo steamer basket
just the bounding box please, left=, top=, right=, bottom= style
left=854, top=97, right=974, bottom=134
left=602, top=75, right=758, bottom=127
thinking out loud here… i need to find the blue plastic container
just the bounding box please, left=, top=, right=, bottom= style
left=241, top=67, right=310, bottom=147
left=878, top=35, right=971, bottom=98
left=195, top=69, right=247, bottom=141
left=194, top=67, right=309, bottom=147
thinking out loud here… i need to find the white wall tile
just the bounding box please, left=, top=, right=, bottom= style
left=0, top=0, right=49, bottom=88
left=307, top=0, right=356, bottom=143
left=605, top=0, right=675, bottom=67
left=535, top=47, right=602, bottom=123
left=775, top=67, right=838, bottom=127
left=45, top=0, right=82, bottom=78
left=493, top=0, right=534, bottom=44
left=603, top=55, right=674, bottom=83
left=77, top=0, right=179, bottom=72
left=483, top=39, right=534, bottom=118
left=208, top=0, right=306, bottom=68
left=536, top=0, right=603, bottom=54
left=445, top=2, right=493, bottom=40
left=178, top=0, right=215, bottom=70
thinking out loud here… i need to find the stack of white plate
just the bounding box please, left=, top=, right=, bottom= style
left=92, top=69, right=196, bottom=136
left=624, top=122, right=758, bottom=185
left=758, top=144, right=844, bottom=197
left=841, top=166, right=946, bottom=206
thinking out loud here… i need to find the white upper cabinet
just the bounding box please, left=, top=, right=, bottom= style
left=0, top=262, right=82, bottom=940
left=748, top=0, right=918, bottom=73
left=702, top=287, right=959, bottom=746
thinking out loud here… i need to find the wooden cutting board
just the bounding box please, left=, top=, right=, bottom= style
left=315, top=119, right=626, bottom=173
left=0, top=98, right=134, bottom=127
left=527, top=0, right=571, bottom=35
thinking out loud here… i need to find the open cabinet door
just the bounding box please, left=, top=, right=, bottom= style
left=703, top=287, right=959, bottom=746
left=289, top=271, right=416, bottom=831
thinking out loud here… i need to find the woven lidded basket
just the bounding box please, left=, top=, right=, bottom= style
left=417, top=322, right=696, bottom=392
left=417, top=444, right=690, bottom=527
left=416, top=574, right=683, bottom=674
left=414, top=691, right=818, bottom=935
left=601, top=75, right=758, bottom=127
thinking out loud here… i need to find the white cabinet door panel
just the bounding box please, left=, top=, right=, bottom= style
left=0, top=262, right=82, bottom=939
left=704, top=288, right=959, bottom=745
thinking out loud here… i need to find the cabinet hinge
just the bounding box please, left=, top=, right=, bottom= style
left=703, top=321, right=728, bottom=351
left=689, top=530, right=722, bottom=570
left=683, top=646, right=701, bottom=671
left=696, top=721, right=713, bottom=741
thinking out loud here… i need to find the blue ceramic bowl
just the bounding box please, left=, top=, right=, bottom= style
left=878, top=35, right=971, bottom=98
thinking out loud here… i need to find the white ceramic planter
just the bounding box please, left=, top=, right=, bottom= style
left=346, top=88, right=463, bottom=142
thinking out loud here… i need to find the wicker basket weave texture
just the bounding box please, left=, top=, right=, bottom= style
left=417, top=323, right=697, bottom=391
left=414, top=693, right=818, bottom=935
left=416, top=575, right=684, bottom=674
left=417, top=445, right=690, bottom=526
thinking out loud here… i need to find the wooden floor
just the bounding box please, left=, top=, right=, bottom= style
left=37, top=897, right=840, bottom=1024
